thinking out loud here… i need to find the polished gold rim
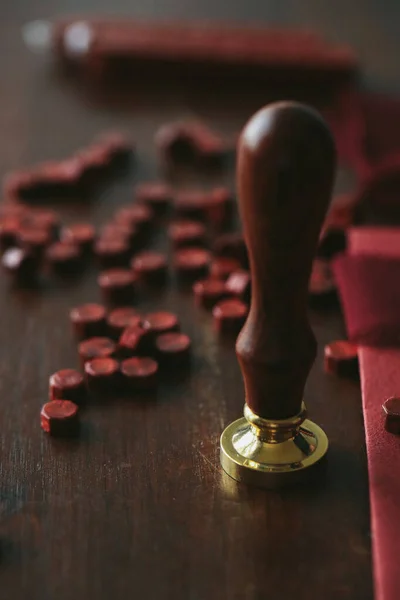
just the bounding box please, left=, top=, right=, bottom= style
left=220, top=408, right=328, bottom=489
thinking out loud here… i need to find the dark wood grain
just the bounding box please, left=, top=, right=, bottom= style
left=2, top=1, right=398, bottom=598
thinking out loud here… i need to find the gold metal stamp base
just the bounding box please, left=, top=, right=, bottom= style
left=220, top=403, right=328, bottom=489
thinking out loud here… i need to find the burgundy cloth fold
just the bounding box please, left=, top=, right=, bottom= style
left=348, top=226, right=400, bottom=258
left=349, top=155, right=400, bottom=223
left=334, top=227, right=400, bottom=600
left=359, top=347, right=400, bottom=600
left=333, top=253, right=400, bottom=346
left=326, top=91, right=400, bottom=600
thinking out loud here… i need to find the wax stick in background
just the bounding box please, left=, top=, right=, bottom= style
left=22, top=18, right=358, bottom=83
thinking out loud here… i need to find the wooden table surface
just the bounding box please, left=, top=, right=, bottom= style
left=0, top=2, right=398, bottom=599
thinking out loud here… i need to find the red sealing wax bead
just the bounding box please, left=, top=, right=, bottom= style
left=114, top=204, right=154, bottom=232
left=156, top=332, right=191, bottom=366
left=213, top=232, right=248, bottom=267
left=174, top=188, right=232, bottom=227
left=32, top=160, right=58, bottom=186
left=174, top=190, right=212, bottom=222
left=25, top=208, right=60, bottom=238
left=96, top=131, right=133, bottom=161
left=212, top=298, right=248, bottom=334
left=207, top=187, right=233, bottom=227
left=186, top=121, right=226, bottom=163
left=84, top=357, right=121, bottom=396
left=135, top=182, right=173, bottom=213
left=70, top=303, right=107, bottom=340
left=17, top=227, right=52, bottom=259
left=308, top=259, right=336, bottom=304
left=2, top=247, right=38, bottom=281
left=81, top=144, right=111, bottom=168
left=107, top=307, right=142, bottom=339
left=99, top=223, right=138, bottom=250
left=168, top=220, right=207, bottom=249
left=324, top=340, right=359, bottom=378
left=3, top=170, right=38, bottom=200
left=36, top=159, right=83, bottom=189
left=174, top=247, right=211, bottom=281
left=210, top=256, right=242, bottom=280
left=0, top=216, right=22, bottom=250
left=193, top=278, right=230, bottom=310
left=61, top=223, right=96, bottom=253
left=78, top=336, right=117, bottom=367
left=98, top=268, right=137, bottom=305
left=40, top=400, right=80, bottom=437
left=225, top=269, right=251, bottom=303
left=131, top=251, right=168, bottom=285
left=120, top=357, right=159, bottom=392
left=197, top=138, right=225, bottom=164
left=0, top=202, right=28, bottom=219
left=46, top=242, right=82, bottom=276
left=383, top=397, right=400, bottom=434
left=196, top=140, right=225, bottom=165
left=55, top=158, right=84, bottom=186
left=142, top=311, right=180, bottom=338
left=49, top=369, right=86, bottom=404
left=118, top=325, right=150, bottom=358
left=94, top=237, right=131, bottom=269
left=155, top=122, right=197, bottom=164
left=100, top=222, right=130, bottom=239
left=77, top=145, right=111, bottom=180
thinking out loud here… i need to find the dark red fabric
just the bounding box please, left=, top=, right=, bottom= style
left=325, top=89, right=369, bottom=178
left=326, top=91, right=400, bottom=182
left=350, top=154, right=400, bottom=222
left=333, top=254, right=400, bottom=347
left=359, top=346, right=400, bottom=600
left=348, top=226, right=400, bottom=258
left=334, top=228, right=400, bottom=600
left=360, top=93, right=400, bottom=166
left=327, top=93, right=400, bottom=600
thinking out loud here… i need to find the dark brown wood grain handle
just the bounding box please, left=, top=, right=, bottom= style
left=236, top=102, right=336, bottom=419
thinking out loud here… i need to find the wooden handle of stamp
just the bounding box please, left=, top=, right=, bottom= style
left=236, top=102, right=336, bottom=419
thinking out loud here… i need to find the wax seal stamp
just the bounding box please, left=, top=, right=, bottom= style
left=220, top=102, right=335, bottom=488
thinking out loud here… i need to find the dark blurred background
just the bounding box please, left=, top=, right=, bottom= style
left=2, top=0, right=400, bottom=92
